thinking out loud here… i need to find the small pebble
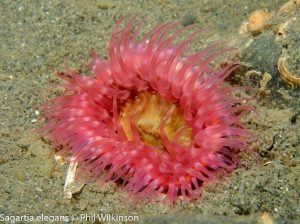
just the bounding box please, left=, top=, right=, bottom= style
left=181, top=13, right=196, bottom=27
left=31, top=118, right=37, bottom=123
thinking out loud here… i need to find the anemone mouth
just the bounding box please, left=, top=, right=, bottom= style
left=40, top=17, right=254, bottom=204
left=119, top=91, right=192, bottom=149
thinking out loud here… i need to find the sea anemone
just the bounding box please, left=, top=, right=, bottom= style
left=40, top=17, right=254, bottom=203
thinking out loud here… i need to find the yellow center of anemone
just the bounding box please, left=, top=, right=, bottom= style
left=119, top=92, right=192, bottom=148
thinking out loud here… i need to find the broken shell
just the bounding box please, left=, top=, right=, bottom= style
left=248, top=10, right=272, bottom=34
left=263, top=161, right=273, bottom=166
left=63, top=157, right=85, bottom=199
left=275, top=17, right=296, bottom=42
left=278, top=54, right=300, bottom=87
left=278, top=0, right=300, bottom=14
left=276, top=22, right=287, bottom=40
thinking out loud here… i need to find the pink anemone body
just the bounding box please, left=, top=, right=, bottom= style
left=40, top=18, right=254, bottom=203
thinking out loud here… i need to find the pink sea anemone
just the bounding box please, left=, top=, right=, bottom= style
left=40, top=18, right=254, bottom=203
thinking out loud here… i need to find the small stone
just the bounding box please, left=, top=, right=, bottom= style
left=181, top=14, right=196, bottom=27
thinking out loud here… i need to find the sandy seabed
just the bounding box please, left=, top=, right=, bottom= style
left=0, top=0, right=299, bottom=223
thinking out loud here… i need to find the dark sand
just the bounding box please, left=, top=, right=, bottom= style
left=0, top=0, right=299, bottom=223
